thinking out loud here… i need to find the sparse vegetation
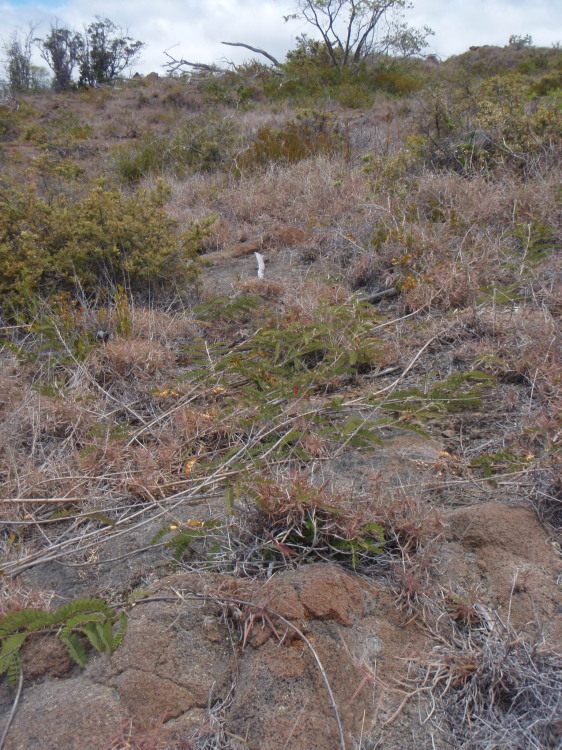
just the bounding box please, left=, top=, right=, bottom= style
left=0, top=32, right=560, bottom=750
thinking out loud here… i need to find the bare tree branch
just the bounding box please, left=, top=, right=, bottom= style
left=221, top=42, right=281, bottom=68
left=163, top=48, right=222, bottom=75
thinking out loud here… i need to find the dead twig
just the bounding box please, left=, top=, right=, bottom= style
left=0, top=671, right=23, bottom=750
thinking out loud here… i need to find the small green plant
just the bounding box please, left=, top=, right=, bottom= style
left=469, top=449, right=528, bottom=478
left=113, top=118, right=237, bottom=182
left=0, top=106, right=21, bottom=141
left=189, top=294, right=388, bottom=399
left=377, top=370, right=494, bottom=427
left=151, top=519, right=223, bottom=563
left=240, top=475, right=386, bottom=572
left=0, top=597, right=127, bottom=682
left=112, top=285, right=132, bottom=337
left=24, top=111, right=92, bottom=149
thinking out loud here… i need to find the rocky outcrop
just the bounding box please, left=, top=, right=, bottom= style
left=1, top=564, right=440, bottom=749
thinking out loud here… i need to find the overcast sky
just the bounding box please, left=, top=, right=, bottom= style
left=1, top=0, right=561, bottom=74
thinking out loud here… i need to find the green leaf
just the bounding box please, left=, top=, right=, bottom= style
left=150, top=524, right=175, bottom=545
left=0, top=608, right=56, bottom=636
left=54, top=597, right=113, bottom=623
left=111, top=613, right=128, bottom=651
left=0, top=632, right=27, bottom=678
left=81, top=620, right=114, bottom=653
left=362, top=522, right=385, bottom=540
left=59, top=612, right=106, bottom=645
left=60, top=633, right=89, bottom=667
left=84, top=511, right=115, bottom=526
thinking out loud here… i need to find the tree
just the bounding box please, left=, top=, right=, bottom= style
left=2, top=26, right=35, bottom=94
left=39, top=23, right=83, bottom=92
left=508, top=34, right=533, bottom=50
left=287, top=0, right=432, bottom=67
left=79, top=18, right=144, bottom=87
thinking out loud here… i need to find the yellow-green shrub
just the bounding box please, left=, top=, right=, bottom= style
left=372, top=71, right=423, bottom=95
left=416, top=73, right=561, bottom=173
left=0, top=179, right=210, bottom=308
left=238, top=111, right=349, bottom=171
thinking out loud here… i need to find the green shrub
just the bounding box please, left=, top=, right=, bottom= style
left=372, top=71, right=423, bottom=95
left=531, top=72, right=562, bottom=96
left=24, top=110, right=92, bottom=148
left=0, top=179, right=210, bottom=308
left=238, top=111, right=349, bottom=170
left=0, top=106, right=18, bottom=141
left=416, top=72, right=561, bottom=173
left=335, top=83, right=373, bottom=108
left=113, top=118, right=237, bottom=182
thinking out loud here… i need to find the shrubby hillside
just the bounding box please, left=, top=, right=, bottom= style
left=0, top=36, right=560, bottom=749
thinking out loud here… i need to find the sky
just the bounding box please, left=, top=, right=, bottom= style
left=0, top=0, right=561, bottom=75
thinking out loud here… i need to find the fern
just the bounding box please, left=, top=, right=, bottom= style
left=59, top=633, right=89, bottom=667
left=59, top=612, right=107, bottom=644
left=0, top=609, right=55, bottom=636
left=151, top=519, right=222, bottom=563
left=53, top=597, right=113, bottom=623
left=0, top=596, right=127, bottom=682
left=377, top=371, right=494, bottom=423
left=0, top=633, right=28, bottom=683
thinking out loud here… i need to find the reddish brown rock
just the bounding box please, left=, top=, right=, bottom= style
left=446, top=503, right=562, bottom=643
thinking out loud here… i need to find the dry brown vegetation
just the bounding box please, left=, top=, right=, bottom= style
left=0, top=43, right=561, bottom=749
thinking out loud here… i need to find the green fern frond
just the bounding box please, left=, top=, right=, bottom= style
left=0, top=609, right=56, bottom=636
left=111, top=613, right=128, bottom=651
left=59, top=633, right=89, bottom=667
left=166, top=528, right=199, bottom=562
left=59, top=612, right=106, bottom=644
left=80, top=620, right=113, bottom=653
left=150, top=524, right=175, bottom=545
left=0, top=632, right=28, bottom=681
left=54, top=597, right=113, bottom=623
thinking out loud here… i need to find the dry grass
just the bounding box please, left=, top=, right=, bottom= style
left=426, top=621, right=561, bottom=749
left=1, top=63, right=561, bottom=749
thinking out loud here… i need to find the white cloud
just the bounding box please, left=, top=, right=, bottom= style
left=1, top=0, right=561, bottom=75
left=411, top=0, right=561, bottom=58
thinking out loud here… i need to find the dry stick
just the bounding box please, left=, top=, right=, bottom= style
left=372, top=307, right=427, bottom=331
left=1, top=500, right=151, bottom=525
left=363, top=365, right=402, bottom=379
left=282, top=698, right=310, bottom=750
left=359, top=287, right=399, bottom=304
left=3, top=337, right=433, bottom=574
left=141, top=592, right=347, bottom=750
left=0, top=671, right=23, bottom=750
left=57, top=540, right=170, bottom=567
left=3, top=405, right=247, bottom=572
left=1, top=497, right=86, bottom=504
left=2, top=470, right=235, bottom=575
left=396, top=466, right=540, bottom=490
